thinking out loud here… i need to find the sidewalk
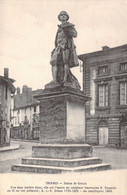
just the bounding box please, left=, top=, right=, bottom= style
left=0, top=143, right=19, bottom=152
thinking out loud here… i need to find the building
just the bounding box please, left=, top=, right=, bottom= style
left=11, top=86, right=43, bottom=140
left=79, top=44, right=127, bottom=148
left=0, top=68, right=15, bottom=147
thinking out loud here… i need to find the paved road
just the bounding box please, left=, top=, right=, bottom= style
left=0, top=140, right=127, bottom=173
left=0, top=140, right=40, bottom=173
left=93, top=146, right=127, bottom=170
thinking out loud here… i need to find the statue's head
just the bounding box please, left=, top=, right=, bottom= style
left=58, top=11, right=69, bottom=21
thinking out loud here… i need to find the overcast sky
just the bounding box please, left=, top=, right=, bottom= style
left=0, top=0, right=127, bottom=90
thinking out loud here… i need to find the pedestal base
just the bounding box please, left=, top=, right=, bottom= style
left=11, top=144, right=111, bottom=173
left=32, top=144, right=92, bottom=159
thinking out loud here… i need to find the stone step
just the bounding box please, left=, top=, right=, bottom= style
left=32, top=144, right=93, bottom=159
left=22, top=157, right=102, bottom=167
left=11, top=163, right=111, bottom=174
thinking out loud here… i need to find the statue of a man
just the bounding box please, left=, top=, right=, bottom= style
left=49, top=11, right=80, bottom=89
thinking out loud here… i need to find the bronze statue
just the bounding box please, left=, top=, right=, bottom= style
left=46, top=11, right=80, bottom=89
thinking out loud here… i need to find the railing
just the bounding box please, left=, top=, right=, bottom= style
left=10, top=125, right=39, bottom=140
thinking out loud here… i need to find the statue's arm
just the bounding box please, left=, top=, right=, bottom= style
left=63, top=26, right=77, bottom=38
left=70, top=26, right=77, bottom=38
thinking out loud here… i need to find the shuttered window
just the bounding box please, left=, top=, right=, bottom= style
left=120, top=63, right=127, bottom=71
left=98, top=66, right=108, bottom=76
left=120, top=82, right=127, bottom=105
left=99, top=85, right=108, bottom=107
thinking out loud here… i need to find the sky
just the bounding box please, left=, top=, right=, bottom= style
left=0, top=0, right=127, bottom=91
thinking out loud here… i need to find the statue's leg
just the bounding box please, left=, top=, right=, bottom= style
left=63, top=49, right=70, bottom=82
left=52, top=63, right=58, bottom=82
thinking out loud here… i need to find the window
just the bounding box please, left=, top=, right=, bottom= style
left=120, top=63, right=127, bottom=72
left=5, top=86, right=8, bottom=99
left=98, top=66, right=108, bottom=76
left=34, top=106, right=36, bottom=113
left=120, top=82, right=127, bottom=105
left=98, top=85, right=108, bottom=106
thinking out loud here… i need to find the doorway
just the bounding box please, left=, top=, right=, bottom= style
left=98, top=121, right=108, bottom=146
left=99, top=127, right=108, bottom=145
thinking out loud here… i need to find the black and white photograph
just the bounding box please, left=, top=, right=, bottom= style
left=0, top=0, right=127, bottom=194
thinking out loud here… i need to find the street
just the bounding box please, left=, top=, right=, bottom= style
left=0, top=140, right=127, bottom=173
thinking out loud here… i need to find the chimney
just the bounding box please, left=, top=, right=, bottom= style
left=4, top=68, right=9, bottom=78
left=27, top=88, right=32, bottom=103
left=17, top=87, right=20, bottom=95
left=27, top=88, right=32, bottom=94
left=102, top=46, right=110, bottom=51
left=22, top=85, right=28, bottom=94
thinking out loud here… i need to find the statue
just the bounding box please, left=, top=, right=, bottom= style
left=45, top=11, right=80, bottom=90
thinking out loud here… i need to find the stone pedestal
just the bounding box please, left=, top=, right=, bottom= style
left=36, top=87, right=90, bottom=144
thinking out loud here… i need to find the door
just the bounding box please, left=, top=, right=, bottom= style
left=99, top=127, right=108, bottom=145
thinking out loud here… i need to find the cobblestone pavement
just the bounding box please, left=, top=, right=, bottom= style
left=0, top=140, right=127, bottom=173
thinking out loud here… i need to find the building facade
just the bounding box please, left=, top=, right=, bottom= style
left=79, top=44, right=127, bottom=148
left=0, top=68, right=15, bottom=147
left=11, top=86, right=43, bottom=140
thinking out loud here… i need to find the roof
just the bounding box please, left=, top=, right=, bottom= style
left=78, top=44, right=127, bottom=60
left=13, top=89, right=43, bottom=110
left=0, top=76, right=15, bottom=94
left=32, top=89, right=43, bottom=96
